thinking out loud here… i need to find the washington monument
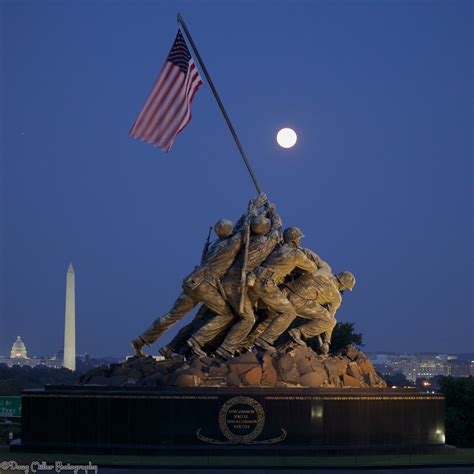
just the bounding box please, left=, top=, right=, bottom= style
left=63, top=262, right=76, bottom=371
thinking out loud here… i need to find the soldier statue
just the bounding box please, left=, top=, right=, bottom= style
left=255, top=270, right=356, bottom=354
left=129, top=191, right=357, bottom=360
left=187, top=200, right=282, bottom=359
left=238, top=247, right=332, bottom=350
left=130, top=194, right=266, bottom=357
left=243, top=227, right=318, bottom=353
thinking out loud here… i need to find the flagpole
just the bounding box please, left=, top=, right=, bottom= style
left=177, top=13, right=263, bottom=195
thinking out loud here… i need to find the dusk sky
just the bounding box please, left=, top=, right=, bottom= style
left=1, top=0, right=472, bottom=358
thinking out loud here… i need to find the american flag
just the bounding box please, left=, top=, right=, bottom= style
left=130, top=30, right=203, bottom=151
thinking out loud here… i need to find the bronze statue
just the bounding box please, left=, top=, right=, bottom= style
left=130, top=195, right=267, bottom=357
left=255, top=271, right=356, bottom=354
left=238, top=247, right=332, bottom=350
left=187, top=202, right=282, bottom=358
left=129, top=192, right=357, bottom=362
left=245, top=227, right=318, bottom=353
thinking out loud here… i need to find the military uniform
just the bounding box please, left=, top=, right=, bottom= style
left=301, top=248, right=332, bottom=275
left=166, top=305, right=213, bottom=354
left=258, top=272, right=342, bottom=344
left=240, top=249, right=332, bottom=348
left=250, top=243, right=317, bottom=346
left=191, top=209, right=282, bottom=353
left=138, top=224, right=244, bottom=346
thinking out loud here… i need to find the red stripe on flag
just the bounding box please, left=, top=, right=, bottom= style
left=143, top=70, right=189, bottom=141
left=157, top=76, right=201, bottom=150
left=163, top=79, right=203, bottom=151
left=159, top=75, right=202, bottom=150
left=153, top=68, right=200, bottom=145
left=130, top=33, right=203, bottom=151
left=137, top=66, right=183, bottom=139
left=130, top=62, right=173, bottom=136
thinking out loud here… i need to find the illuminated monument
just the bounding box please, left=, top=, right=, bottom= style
left=63, top=262, right=76, bottom=371
left=14, top=16, right=445, bottom=457
left=16, top=220, right=446, bottom=454
left=10, top=336, right=27, bottom=359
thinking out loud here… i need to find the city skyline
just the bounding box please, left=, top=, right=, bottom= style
left=1, top=1, right=472, bottom=357
left=1, top=333, right=473, bottom=360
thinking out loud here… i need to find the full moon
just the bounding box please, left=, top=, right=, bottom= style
left=276, top=128, right=297, bottom=148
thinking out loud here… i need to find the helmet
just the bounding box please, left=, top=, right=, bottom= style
left=214, top=219, right=233, bottom=238
left=250, top=215, right=271, bottom=235
left=283, top=227, right=304, bottom=244
left=337, top=272, right=356, bottom=291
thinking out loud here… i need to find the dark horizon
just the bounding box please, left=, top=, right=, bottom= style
left=1, top=1, right=472, bottom=358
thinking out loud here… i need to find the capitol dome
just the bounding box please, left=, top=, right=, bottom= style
left=10, top=336, right=28, bottom=359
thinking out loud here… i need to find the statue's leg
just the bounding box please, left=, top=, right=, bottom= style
left=217, top=295, right=256, bottom=354
left=139, top=289, right=198, bottom=346
left=239, top=308, right=276, bottom=350
left=297, top=304, right=336, bottom=341
left=167, top=305, right=213, bottom=354
left=323, top=324, right=336, bottom=345
left=291, top=303, right=336, bottom=354
left=255, top=284, right=298, bottom=345
left=189, top=282, right=234, bottom=348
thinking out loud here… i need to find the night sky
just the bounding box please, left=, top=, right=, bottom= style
left=1, top=1, right=472, bottom=358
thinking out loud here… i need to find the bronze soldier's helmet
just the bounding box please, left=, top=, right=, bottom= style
left=250, top=215, right=271, bottom=235
left=336, top=272, right=356, bottom=291
left=214, top=219, right=233, bottom=238
left=283, top=227, right=305, bottom=244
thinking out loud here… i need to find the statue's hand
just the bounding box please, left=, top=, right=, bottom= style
left=266, top=202, right=276, bottom=216
left=253, top=192, right=267, bottom=210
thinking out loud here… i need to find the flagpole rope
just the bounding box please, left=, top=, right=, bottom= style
left=177, top=13, right=263, bottom=195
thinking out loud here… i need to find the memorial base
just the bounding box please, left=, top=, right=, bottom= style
left=15, top=386, right=445, bottom=455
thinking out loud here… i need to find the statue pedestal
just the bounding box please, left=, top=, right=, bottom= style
left=15, top=385, right=445, bottom=454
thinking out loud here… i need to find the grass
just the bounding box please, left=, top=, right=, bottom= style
left=0, top=445, right=473, bottom=470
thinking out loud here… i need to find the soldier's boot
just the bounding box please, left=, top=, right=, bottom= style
left=215, top=346, right=233, bottom=360
left=158, top=345, right=174, bottom=358
left=254, top=337, right=276, bottom=354
left=277, top=340, right=297, bottom=353
left=187, top=337, right=207, bottom=358
left=237, top=345, right=253, bottom=355
left=289, top=328, right=306, bottom=346
left=130, top=337, right=147, bottom=358
left=320, top=342, right=330, bottom=355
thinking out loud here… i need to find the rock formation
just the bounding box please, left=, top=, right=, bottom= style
left=79, top=345, right=387, bottom=389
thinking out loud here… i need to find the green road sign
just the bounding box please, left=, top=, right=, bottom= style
left=0, top=396, right=21, bottom=418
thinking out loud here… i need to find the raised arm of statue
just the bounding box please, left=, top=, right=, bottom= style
left=266, top=203, right=283, bottom=234
left=233, top=193, right=268, bottom=233
left=303, top=248, right=332, bottom=275
left=295, top=251, right=318, bottom=274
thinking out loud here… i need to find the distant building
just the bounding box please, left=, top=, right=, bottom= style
left=389, top=355, right=417, bottom=381
left=63, top=262, right=76, bottom=371
left=369, top=354, right=391, bottom=365
left=371, top=352, right=470, bottom=382
left=10, top=336, right=27, bottom=359
left=0, top=337, right=64, bottom=369
left=372, top=363, right=394, bottom=377
left=77, top=353, right=90, bottom=363
left=414, top=354, right=450, bottom=380
left=448, top=359, right=472, bottom=378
